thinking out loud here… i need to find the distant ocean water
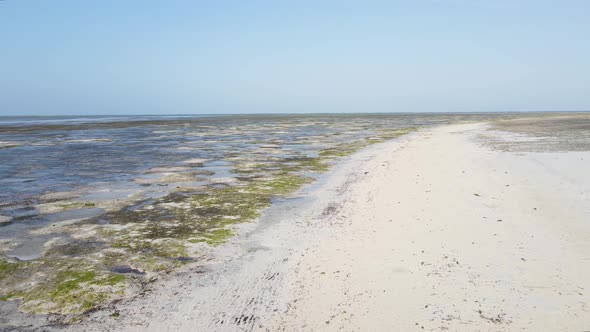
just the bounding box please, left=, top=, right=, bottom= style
left=0, top=114, right=221, bottom=126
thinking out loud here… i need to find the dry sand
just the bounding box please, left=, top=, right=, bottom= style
left=72, top=122, right=590, bottom=332
left=274, top=123, right=590, bottom=331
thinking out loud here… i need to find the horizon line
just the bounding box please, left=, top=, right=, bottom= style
left=1, top=110, right=589, bottom=118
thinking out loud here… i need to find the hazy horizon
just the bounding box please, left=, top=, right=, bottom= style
left=1, top=110, right=589, bottom=120
left=1, top=1, right=589, bottom=116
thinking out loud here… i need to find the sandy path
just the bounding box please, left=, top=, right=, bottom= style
left=274, top=123, right=590, bottom=331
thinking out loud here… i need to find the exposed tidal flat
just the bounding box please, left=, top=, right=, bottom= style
left=0, top=113, right=588, bottom=329
left=0, top=113, right=507, bottom=321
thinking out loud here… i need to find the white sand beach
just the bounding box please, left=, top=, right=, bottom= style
left=274, top=123, right=590, bottom=331
left=73, top=121, right=590, bottom=332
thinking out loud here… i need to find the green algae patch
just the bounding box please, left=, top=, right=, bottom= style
left=319, top=139, right=372, bottom=158
left=52, top=271, right=98, bottom=298
left=0, top=259, right=23, bottom=280
left=371, top=127, right=418, bottom=142
left=281, top=157, right=329, bottom=173
left=234, top=157, right=329, bottom=176
left=320, top=126, right=417, bottom=157
left=380, top=126, right=417, bottom=137
left=0, top=290, right=22, bottom=301
left=3, top=266, right=127, bottom=315
left=203, top=228, right=234, bottom=246
left=111, top=237, right=188, bottom=260
left=262, top=175, right=314, bottom=194
left=102, top=172, right=314, bottom=261
left=45, top=270, right=125, bottom=314
left=56, top=201, right=96, bottom=210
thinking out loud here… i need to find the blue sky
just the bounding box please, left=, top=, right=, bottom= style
left=1, top=0, right=589, bottom=115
